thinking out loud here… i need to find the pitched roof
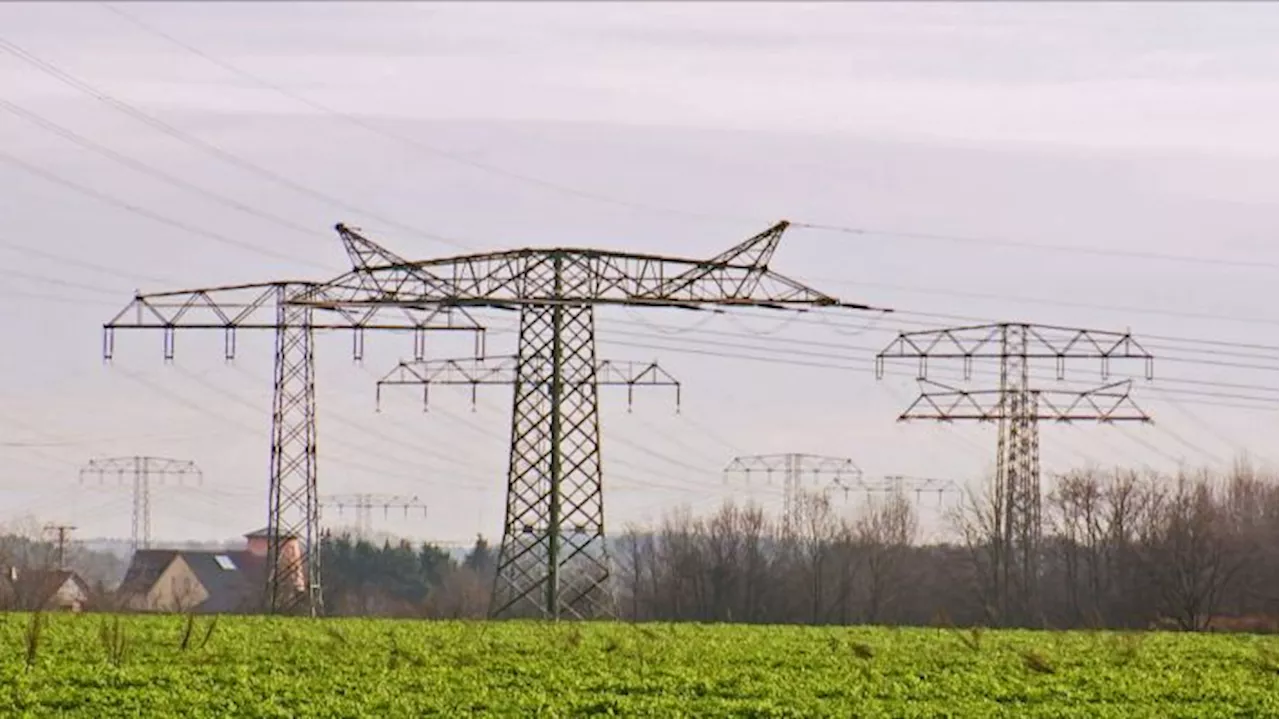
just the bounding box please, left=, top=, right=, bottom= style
left=181, top=550, right=265, bottom=613
left=119, top=549, right=266, bottom=613
left=117, top=550, right=178, bottom=597
left=4, top=569, right=90, bottom=608
left=244, top=527, right=298, bottom=540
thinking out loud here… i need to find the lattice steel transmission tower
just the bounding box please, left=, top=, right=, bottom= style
left=100, top=227, right=482, bottom=616
left=322, top=220, right=885, bottom=619
left=722, top=456, right=962, bottom=526
left=321, top=493, right=428, bottom=540
left=722, top=454, right=863, bottom=529
left=79, top=456, right=202, bottom=551
left=875, top=322, right=1153, bottom=623
left=378, top=358, right=680, bottom=618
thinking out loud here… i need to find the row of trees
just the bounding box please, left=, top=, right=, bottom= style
left=4, top=463, right=1274, bottom=629
left=615, top=464, right=1277, bottom=630
left=318, top=533, right=495, bottom=618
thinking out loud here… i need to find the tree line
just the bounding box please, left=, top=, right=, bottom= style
left=318, top=462, right=1275, bottom=631
left=615, top=462, right=1277, bottom=631
left=4, top=462, right=1274, bottom=630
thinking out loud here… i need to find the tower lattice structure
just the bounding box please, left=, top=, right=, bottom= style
left=722, top=455, right=962, bottom=527
left=875, top=322, right=1153, bottom=624
left=321, top=493, right=428, bottom=540
left=79, top=455, right=202, bottom=551
left=324, top=221, right=886, bottom=619
left=722, top=453, right=862, bottom=529
left=100, top=227, right=482, bottom=616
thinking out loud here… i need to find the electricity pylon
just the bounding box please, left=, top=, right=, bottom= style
left=316, top=220, right=885, bottom=620
left=875, top=322, right=1153, bottom=625
left=377, top=357, right=681, bottom=619
left=321, top=493, right=427, bottom=540
left=79, top=456, right=202, bottom=551
left=100, top=227, right=483, bottom=616
left=722, top=456, right=961, bottom=527
left=722, top=454, right=863, bottom=529
left=874, top=475, right=961, bottom=505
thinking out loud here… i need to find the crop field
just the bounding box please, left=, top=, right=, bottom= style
left=0, top=613, right=1275, bottom=718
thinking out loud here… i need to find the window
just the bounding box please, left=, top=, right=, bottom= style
left=214, top=555, right=236, bottom=571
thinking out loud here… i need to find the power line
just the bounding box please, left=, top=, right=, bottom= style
left=0, top=238, right=176, bottom=286
left=792, top=222, right=1277, bottom=270
left=0, top=147, right=335, bottom=270
left=0, top=95, right=327, bottom=244
left=0, top=36, right=474, bottom=251
left=89, top=6, right=1280, bottom=273
left=97, top=2, right=744, bottom=227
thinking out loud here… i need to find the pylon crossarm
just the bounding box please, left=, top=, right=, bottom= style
left=875, top=323, right=1154, bottom=381
left=103, top=282, right=483, bottom=363
left=375, top=356, right=680, bottom=411
left=303, top=222, right=885, bottom=311
left=723, top=453, right=862, bottom=479
left=870, top=476, right=962, bottom=495
left=899, top=381, right=1151, bottom=423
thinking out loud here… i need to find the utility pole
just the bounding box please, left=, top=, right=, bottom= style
left=79, top=456, right=201, bottom=551
left=339, top=220, right=887, bottom=619
left=320, top=494, right=428, bottom=540
left=42, top=524, right=76, bottom=570
left=875, top=322, right=1153, bottom=625
left=99, top=226, right=483, bottom=616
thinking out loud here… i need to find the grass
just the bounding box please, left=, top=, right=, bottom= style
left=0, top=612, right=1275, bottom=717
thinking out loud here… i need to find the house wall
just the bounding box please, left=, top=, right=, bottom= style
left=51, top=577, right=87, bottom=611
left=245, top=536, right=305, bottom=593
left=144, top=556, right=208, bottom=612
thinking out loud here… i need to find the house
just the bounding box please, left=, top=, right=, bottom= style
left=117, top=528, right=304, bottom=614
left=1, top=568, right=92, bottom=612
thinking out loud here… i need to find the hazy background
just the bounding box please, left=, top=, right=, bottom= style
left=0, top=2, right=1275, bottom=545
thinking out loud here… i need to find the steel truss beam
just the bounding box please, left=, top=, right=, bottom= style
left=378, top=356, right=680, bottom=411
left=100, top=233, right=483, bottom=617
left=897, top=379, right=1151, bottom=423
left=304, top=222, right=887, bottom=311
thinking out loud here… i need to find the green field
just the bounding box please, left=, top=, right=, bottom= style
left=0, top=614, right=1275, bottom=718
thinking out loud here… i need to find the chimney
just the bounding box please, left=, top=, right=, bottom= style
left=243, top=528, right=305, bottom=593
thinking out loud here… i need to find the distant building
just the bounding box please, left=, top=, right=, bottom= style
left=117, top=527, right=304, bottom=613
left=1, top=568, right=93, bottom=612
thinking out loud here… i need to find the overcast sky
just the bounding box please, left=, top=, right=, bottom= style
left=0, top=2, right=1275, bottom=545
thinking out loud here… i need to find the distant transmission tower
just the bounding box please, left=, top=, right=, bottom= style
left=722, top=456, right=961, bottom=527
left=100, top=226, right=482, bottom=616
left=321, top=494, right=427, bottom=540
left=79, top=456, right=202, bottom=551
left=722, top=453, right=862, bottom=529
left=875, top=322, right=1153, bottom=624
left=348, top=221, right=886, bottom=619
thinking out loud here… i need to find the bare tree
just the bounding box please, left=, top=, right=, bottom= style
left=791, top=489, right=839, bottom=623
left=856, top=491, right=919, bottom=624
left=949, top=479, right=1003, bottom=624
left=1137, top=471, right=1246, bottom=630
